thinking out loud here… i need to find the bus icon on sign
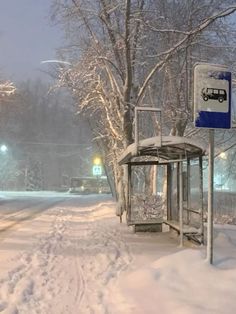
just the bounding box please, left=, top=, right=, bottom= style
left=201, top=88, right=227, bottom=103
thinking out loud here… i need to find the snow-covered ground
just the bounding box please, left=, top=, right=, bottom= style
left=0, top=192, right=236, bottom=313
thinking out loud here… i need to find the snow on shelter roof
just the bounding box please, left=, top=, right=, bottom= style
left=118, top=136, right=205, bottom=165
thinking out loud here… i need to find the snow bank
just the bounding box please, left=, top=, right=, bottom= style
left=122, top=230, right=236, bottom=314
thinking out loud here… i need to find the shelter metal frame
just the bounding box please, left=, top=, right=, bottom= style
left=118, top=107, right=205, bottom=245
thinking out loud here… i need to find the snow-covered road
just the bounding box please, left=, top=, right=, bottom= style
left=0, top=193, right=136, bottom=313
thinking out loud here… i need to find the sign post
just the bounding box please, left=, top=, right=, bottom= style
left=194, top=63, right=232, bottom=264
left=207, top=129, right=214, bottom=264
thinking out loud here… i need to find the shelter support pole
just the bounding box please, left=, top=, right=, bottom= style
left=199, top=156, right=204, bottom=244
left=134, top=109, right=138, bottom=155
left=152, top=165, right=157, bottom=195
left=186, top=158, right=191, bottom=224
left=177, top=163, right=180, bottom=216
left=207, top=129, right=214, bottom=264
left=179, top=159, right=184, bottom=247
left=167, top=164, right=172, bottom=220
left=127, top=163, right=132, bottom=223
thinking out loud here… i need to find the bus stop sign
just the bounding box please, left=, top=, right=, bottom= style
left=194, top=63, right=232, bottom=129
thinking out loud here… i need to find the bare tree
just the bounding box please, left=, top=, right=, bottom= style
left=51, top=0, right=236, bottom=215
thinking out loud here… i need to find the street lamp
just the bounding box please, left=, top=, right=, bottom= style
left=93, top=156, right=102, bottom=166
left=0, top=144, right=8, bottom=153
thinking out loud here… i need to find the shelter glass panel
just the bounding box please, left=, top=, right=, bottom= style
left=130, top=165, right=165, bottom=222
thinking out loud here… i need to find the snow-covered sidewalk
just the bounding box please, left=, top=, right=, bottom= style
left=0, top=196, right=236, bottom=313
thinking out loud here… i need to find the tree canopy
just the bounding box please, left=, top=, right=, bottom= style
left=51, top=0, right=236, bottom=204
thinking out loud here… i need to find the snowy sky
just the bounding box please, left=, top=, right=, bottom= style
left=0, top=0, right=62, bottom=82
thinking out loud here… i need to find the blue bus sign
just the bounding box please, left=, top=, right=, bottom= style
left=194, top=63, right=232, bottom=129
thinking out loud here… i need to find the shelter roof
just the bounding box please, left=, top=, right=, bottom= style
left=118, top=136, right=205, bottom=165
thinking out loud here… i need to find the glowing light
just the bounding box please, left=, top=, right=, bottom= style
left=93, top=157, right=101, bottom=165
left=0, top=145, right=8, bottom=153
left=219, top=152, right=227, bottom=160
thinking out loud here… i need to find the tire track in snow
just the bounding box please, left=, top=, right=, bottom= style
left=74, top=257, right=86, bottom=308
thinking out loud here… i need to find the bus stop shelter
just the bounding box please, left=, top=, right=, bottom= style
left=118, top=135, right=206, bottom=245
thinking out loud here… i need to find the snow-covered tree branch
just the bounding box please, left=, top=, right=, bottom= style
left=0, top=81, right=16, bottom=98
left=51, top=0, right=236, bottom=208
